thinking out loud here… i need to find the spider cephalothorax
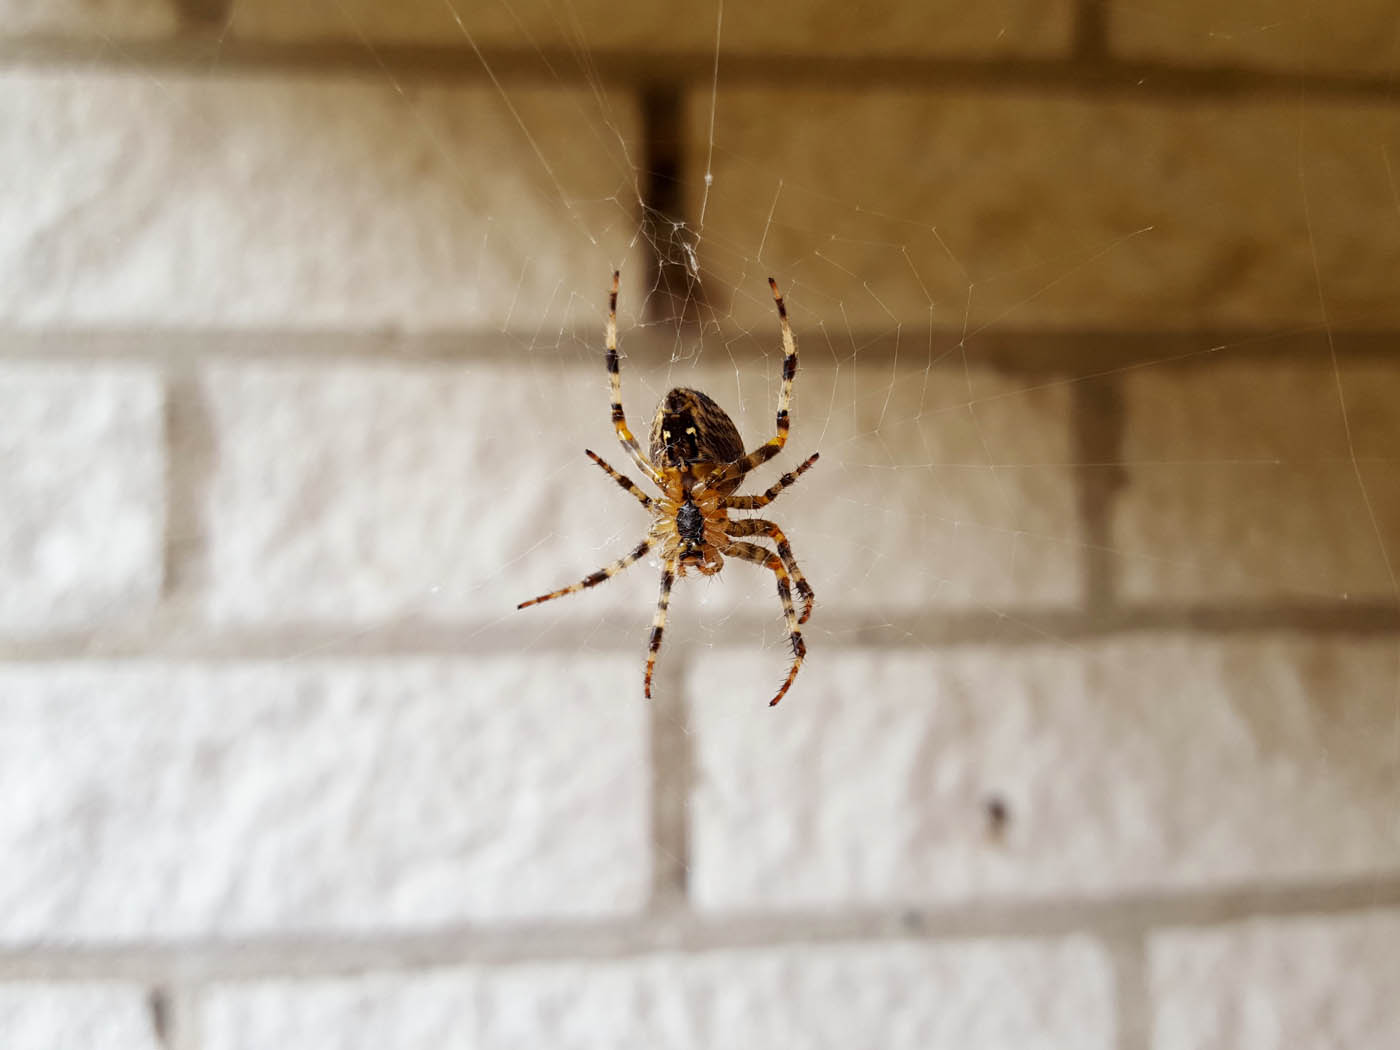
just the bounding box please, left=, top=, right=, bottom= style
left=519, top=273, right=819, bottom=707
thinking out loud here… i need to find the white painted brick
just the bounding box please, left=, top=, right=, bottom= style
left=1114, top=0, right=1400, bottom=76
left=685, top=92, right=1400, bottom=330
left=668, top=353, right=1080, bottom=621
left=0, top=366, right=163, bottom=635
left=201, top=360, right=658, bottom=624
left=1151, top=911, right=1400, bottom=1050
left=203, top=938, right=1114, bottom=1050
left=0, top=71, right=642, bottom=327
left=687, top=638, right=1400, bottom=911
left=228, top=0, right=1073, bottom=56
left=201, top=356, right=1078, bottom=626
left=1116, top=361, right=1398, bottom=601
left=0, top=983, right=160, bottom=1050
left=0, top=0, right=173, bottom=37
left=0, top=658, right=648, bottom=940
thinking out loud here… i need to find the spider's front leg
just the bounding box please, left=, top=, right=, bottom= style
left=518, top=539, right=652, bottom=609
left=723, top=539, right=806, bottom=706
left=604, top=271, right=663, bottom=486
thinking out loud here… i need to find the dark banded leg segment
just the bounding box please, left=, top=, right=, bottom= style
left=725, top=517, right=815, bottom=624
left=720, top=452, right=820, bottom=511
left=723, top=540, right=806, bottom=706
left=698, top=277, right=799, bottom=495
left=517, top=539, right=652, bottom=609
left=585, top=449, right=652, bottom=509
left=605, top=271, right=662, bottom=485
left=643, top=565, right=675, bottom=699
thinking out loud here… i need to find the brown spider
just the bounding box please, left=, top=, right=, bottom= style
left=518, top=273, right=819, bottom=706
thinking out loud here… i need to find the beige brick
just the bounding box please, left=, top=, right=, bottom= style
left=0, top=71, right=641, bottom=327
left=1113, top=1, right=1400, bottom=77
left=200, top=355, right=1077, bottom=627
left=203, top=938, right=1113, bottom=1050
left=0, top=0, right=172, bottom=37
left=687, top=638, right=1400, bottom=911
left=0, top=984, right=160, bottom=1050
left=1116, top=360, right=1397, bottom=601
left=0, top=365, right=164, bottom=635
left=0, top=658, right=648, bottom=940
left=685, top=92, right=1400, bottom=330
left=1151, top=911, right=1400, bottom=1050
left=227, top=0, right=1072, bottom=56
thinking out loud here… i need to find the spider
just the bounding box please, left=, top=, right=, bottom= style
left=518, top=272, right=819, bottom=707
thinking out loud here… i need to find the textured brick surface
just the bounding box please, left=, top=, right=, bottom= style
left=1116, top=361, right=1399, bottom=601
left=685, top=92, right=1400, bottom=331
left=1151, top=911, right=1400, bottom=1050
left=1113, top=0, right=1400, bottom=76
left=688, top=638, right=1400, bottom=910
left=201, top=361, right=660, bottom=624
left=227, top=0, right=1072, bottom=56
left=0, top=983, right=159, bottom=1050
left=200, top=357, right=1078, bottom=626
left=0, top=658, right=648, bottom=940
left=0, top=0, right=172, bottom=36
left=0, top=71, right=641, bottom=327
left=203, top=938, right=1113, bottom=1050
left=0, top=366, right=163, bottom=635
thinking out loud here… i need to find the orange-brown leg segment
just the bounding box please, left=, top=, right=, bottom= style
left=726, top=517, right=815, bottom=624
left=643, top=566, right=675, bottom=699
left=585, top=449, right=653, bottom=509
left=518, top=539, right=651, bottom=609
left=605, top=272, right=662, bottom=485
left=723, top=540, right=805, bottom=706
left=698, top=277, right=798, bottom=494
left=720, top=452, right=820, bottom=511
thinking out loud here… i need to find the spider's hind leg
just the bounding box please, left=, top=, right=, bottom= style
left=726, top=517, right=815, bottom=624
left=643, top=565, right=676, bottom=699
left=723, top=539, right=806, bottom=706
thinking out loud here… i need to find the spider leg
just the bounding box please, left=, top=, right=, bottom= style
left=604, top=271, right=663, bottom=485
left=723, top=539, right=806, bottom=706
left=518, top=539, right=652, bottom=609
left=719, top=452, right=819, bottom=511
left=698, top=277, right=798, bottom=494
left=643, top=563, right=675, bottom=699
left=585, top=449, right=653, bottom=509
left=726, top=517, right=815, bottom=625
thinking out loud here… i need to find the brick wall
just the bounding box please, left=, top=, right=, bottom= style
left=2, top=2, right=1399, bottom=1048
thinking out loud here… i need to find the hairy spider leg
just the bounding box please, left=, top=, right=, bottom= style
left=585, top=449, right=653, bottom=509
left=726, top=517, right=815, bottom=624
left=605, top=272, right=663, bottom=485
left=720, top=452, right=820, bottom=511
left=697, top=276, right=798, bottom=495
left=723, top=540, right=806, bottom=706
left=517, top=539, right=652, bottom=609
left=643, top=565, right=675, bottom=699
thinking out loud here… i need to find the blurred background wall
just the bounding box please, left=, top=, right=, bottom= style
left=1, top=1, right=1398, bottom=1048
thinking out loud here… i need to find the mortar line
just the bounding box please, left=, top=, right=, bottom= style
left=1, top=876, right=1397, bottom=982
left=0, top=601, right=1395, bottom=664
left=1073, top=0, right=1109, bottom=63
left=1072, top=375, right=1127, bottom=616
left=1105, top=930, right=1151, bottom=1050
left=648, top=648, right=693, bottom=913
left=1, top=40, right=1397, bottom=102
left=0, top=328, right=1394, bottom=371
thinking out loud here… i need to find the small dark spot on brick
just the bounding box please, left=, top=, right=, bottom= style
left=984, top=795, right=1010, bottom=838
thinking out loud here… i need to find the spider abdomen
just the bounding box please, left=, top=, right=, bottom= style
left=648, top=387, right=745, bottom=484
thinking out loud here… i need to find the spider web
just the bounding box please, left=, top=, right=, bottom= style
left=9, top=0, right=1400, bottom=1035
